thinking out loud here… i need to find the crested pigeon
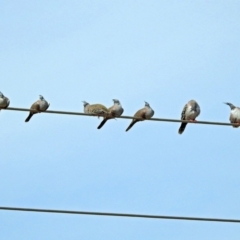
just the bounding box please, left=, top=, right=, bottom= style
left=0, top=91, right=10, bottom=110
left=25, top=95, right=50, bottom=122
left=178, top=100, right=200, bottom=134
left=224, top=102, right=240, bottom=127
left=82, top=101, right=110, bottom=117
left=126, top=101, right=154, bottom=132
left=97, top=99, right=124, bottom=129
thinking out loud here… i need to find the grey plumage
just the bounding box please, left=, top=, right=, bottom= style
left=126, top=101, right=154, bottom=132
left=97, top=99, right=124, bottom=129
left=25, top=95, right=50, bottom=122
left=178, top=100, right=200, bottom=134
left=0, top=91, right=10, bottom=110
left=224, top=102, right=240, bottom=128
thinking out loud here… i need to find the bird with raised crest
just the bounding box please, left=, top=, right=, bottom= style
left=25, top=95, right=50, bottom=122
left=97, top=99, right=124, bottom=129
left=178, top=100, right=200, bottom=134
left=224, top=102, right=240, bottom=128
left=126, top=101, right=154, bottom=132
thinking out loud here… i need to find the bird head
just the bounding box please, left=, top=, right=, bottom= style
left=82, top=101, right=89, bottom=107
left=144, top=101, right=150, bottom=107
left=39, top=95, right=44, bottom=100
left=224, top=102, right=235, bottom=110
left=113, top=99, right=120, bottom=104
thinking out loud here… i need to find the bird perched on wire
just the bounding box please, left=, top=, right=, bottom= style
left=178, top=100, right=200, bottom=134
left=97, top=99, right=124, bottom=129
left=126, top=101, right=154, bottom=132
left=0, top=91, right=10, bottom=110
left=224, top=102, right=240, bottom=128
left=83, top=101, right=110, bottom=117
left=25, top=95, right=50, bottom=122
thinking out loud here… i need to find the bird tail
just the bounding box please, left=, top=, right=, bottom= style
left=25, top=113, right=33, bottom=122
left=178, top=123, right=187, bottom=134
left=126, top=120, right=137, bottom=132
left=97, top=119, right=108, bottom=129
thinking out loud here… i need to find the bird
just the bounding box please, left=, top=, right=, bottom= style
left=126, top=101, right=154, bottom=132
left=25, top=95, right=50, bottom=122
left=97, top=99, right=124, bottom=129
left=0, top=91, right=10, bottom=110
left=82, top=101, right=110, bottom=117
left=224, top=102, right=240, bottom=128
left=178, top=100, right=200, bottom=134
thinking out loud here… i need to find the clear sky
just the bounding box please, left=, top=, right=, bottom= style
left=1, top=1, right=240, bottom=239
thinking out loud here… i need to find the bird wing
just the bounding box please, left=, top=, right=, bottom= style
left=30, top=100, right=41, bottom=113
left=134, top=108, right=146, bottom=120
left=89, top=104, right=110, bottom=116
left=181, top=104, right=188, bottom=120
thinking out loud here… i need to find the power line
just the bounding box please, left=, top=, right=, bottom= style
left=2, top=107, right=235, bottom=127
left=0, top=206, right=239, bottom=223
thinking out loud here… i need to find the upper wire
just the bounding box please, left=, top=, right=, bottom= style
left=0, top=206, right=239, bottom=223
left=1, top=107, right=234, bottom=126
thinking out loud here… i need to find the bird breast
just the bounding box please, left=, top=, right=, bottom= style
left=231, top=108, right=240, bottom=121
left=39, top=100, right=49, bottom=110
left=185, top=106, right=200, bottom=120
left=145, top=108, right=154, bottom=118
left=84, top=105, right=90, bottom=113
left=0, top=97, right=9, bottom=107
left=113, top=105, right=123, bottom=116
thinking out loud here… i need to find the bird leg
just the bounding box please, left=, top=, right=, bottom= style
left=189, top=119, right=197, bottom=123
left=233, top=122, right=240, bottom=126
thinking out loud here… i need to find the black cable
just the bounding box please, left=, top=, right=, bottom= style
left=0, top=207, right=239, bottom=223
left=2, top=107, right=235, bottom=126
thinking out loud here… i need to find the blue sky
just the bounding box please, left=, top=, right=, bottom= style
left=1, top=1, right=240, bottom=239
